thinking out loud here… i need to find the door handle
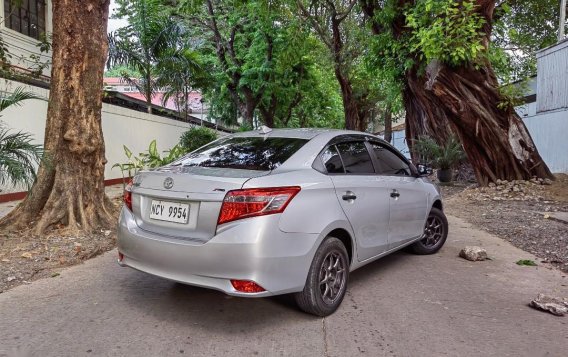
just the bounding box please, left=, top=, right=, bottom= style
left=390, top=190, right=400, bottom=198
left=342, top=191, right=357, bottom=201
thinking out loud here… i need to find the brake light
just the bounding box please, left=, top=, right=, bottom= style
left=231, top=280, right=266, bottom=293
left=217, top=186, right=301, bottom=225
left=123, top=180, right=133, bottom=211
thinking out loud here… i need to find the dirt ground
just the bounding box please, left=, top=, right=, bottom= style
left=443, top=174, right=568, bottom=273
left=1, top=175, right=567, bottom=293
left=0, top=195, right=122, bottom=294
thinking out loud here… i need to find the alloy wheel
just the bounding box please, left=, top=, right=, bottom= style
left=421, top=215, right=445, bottom=248
left=319, top=251, right=346, bottom=305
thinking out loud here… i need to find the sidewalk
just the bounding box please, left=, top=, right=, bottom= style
left=0, top=184, right=124, bottom=219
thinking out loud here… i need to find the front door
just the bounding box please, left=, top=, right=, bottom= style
left=368, top=142, right=429, bottom=249
left=323, top=142, right=391, bottom=262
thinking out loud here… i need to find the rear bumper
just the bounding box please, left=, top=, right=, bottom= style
left=117, top=207, right=319, bottom=297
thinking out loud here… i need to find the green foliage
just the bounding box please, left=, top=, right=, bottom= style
left=108, top=0, right=205, bottom=114
left=113, top=139, right=186, bottom=186
left=175, top=0, right=344, bottom=128
left=492, top=0, right=561, bottom=80
left=516, top=259, right=537, bottom=267
left=497, top=80, right=529, bottom=110
left=0, top=88, right=45, bottom=189
left=179, top=127, right=218, bottom=153
left=0, top=87, right=44, bottom=112
left=104, top=65, right=141, bottom=78
left=0, top=125, right=44, bottom=189
left=413, top=135, right=465, bottom=170
left=139, top=140, right=185, bottom=168
left=237, top=123, right=253, bottom=132
left=406, top=0, right=486, bottom=66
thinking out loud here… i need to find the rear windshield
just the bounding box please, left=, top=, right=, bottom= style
left=171, top=136, right=308, bottom=171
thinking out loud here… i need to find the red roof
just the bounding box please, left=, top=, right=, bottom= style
left=103, top=76, right=204, bottom=111
left=103, top=77, right=123, bottom=85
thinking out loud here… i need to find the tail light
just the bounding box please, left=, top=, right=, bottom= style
left=123, top=179, right=133, bottom=211
left=231, top=280, right=265, bottom=293
left=217, top=186, right=301, bottom=225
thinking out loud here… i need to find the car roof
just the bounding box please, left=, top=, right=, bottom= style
left=231, top=128, right=378, bottom=141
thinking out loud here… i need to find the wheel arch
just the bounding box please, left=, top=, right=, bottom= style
left=432, top=199, right=443, bottom=211
left=326, top=227, right=354, bottom=264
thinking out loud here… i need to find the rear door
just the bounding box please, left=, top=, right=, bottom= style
left=368, top=142, right=429, bottom=249
left=324, top=141, right=392, bottom=262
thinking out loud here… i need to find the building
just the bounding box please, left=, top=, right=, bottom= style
left=103, top=77, right=209, bottom=116
left=520, top=40, right=568, bottom=173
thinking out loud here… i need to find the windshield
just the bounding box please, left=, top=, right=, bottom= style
left=171, top=136, right=308, bottom=171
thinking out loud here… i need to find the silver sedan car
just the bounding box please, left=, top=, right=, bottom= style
left=117, top=128, right=448, bottom=316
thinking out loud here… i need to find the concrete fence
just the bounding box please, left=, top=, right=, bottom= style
left=0, top=79, right=227, bottom=196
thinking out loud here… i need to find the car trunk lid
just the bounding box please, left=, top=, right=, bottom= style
left=130, top=166, right=268, bottom=243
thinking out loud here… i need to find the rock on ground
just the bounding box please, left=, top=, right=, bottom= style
left=459, top=246, right=488, bottom=261
left=529, top=294, right=568, bottom=316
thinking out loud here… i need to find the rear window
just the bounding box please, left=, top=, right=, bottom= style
left=172, top=136, right=308, bottom=171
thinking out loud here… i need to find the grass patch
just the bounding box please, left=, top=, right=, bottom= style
left=516, top=259, right=537, bottom=266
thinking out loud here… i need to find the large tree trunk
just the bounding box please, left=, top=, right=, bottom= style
left=409, top=59, right=553, bottom=185
left=0, top=0, right=114, bottom=234
left=403, top=65, right=454, bottom=158
left=362, top=0, right=553, bottom=185
left=336, top=70, right=362, bottom=130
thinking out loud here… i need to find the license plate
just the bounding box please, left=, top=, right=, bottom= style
left=150, top=200, right=190, bottom=224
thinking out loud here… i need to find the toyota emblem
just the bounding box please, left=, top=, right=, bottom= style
left=163, top=177, right=174, bottom=189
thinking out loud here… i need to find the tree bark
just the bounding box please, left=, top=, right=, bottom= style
left=383, top=106, right=392, bottom=143
left=363, top=0, right=553, bottom=184
left=409, top=59, right=553, bottom=185
left=0, top=0, right=115, bottom=234
left=403, top=65, right=453, bottom=158
left=258, top=93, right=277, bottom=128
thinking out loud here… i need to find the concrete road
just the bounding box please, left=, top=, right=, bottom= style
left=1, top=216, right=567, bottom=357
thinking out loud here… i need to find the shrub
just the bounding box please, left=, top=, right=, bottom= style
left=179, top=127, right=217, bottom=153
left=413, top=135, right=465, bottom=170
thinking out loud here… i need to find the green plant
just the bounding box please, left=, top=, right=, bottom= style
left=0, top=88, right=45, bottom=189
left=0, top=125, right=44, bottom=189
left=139, top=140, right=185, bottom=168
left=113, top=140, right=186, bottom=188
left=413, top=135, right=465, bottom=170
left=112, top=145, right=145, bottom=188
left=516, top=259, right=537, bottom=266
left=179, top=127, right=217, bottom=153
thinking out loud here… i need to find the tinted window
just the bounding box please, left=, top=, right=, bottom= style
left=371, top=143, right=410, bottom=176
left=173, top=137, right=308, bottom=171
left=321, top=146, right=344, bottom=173
left=336, top=142, right=375, bottom=174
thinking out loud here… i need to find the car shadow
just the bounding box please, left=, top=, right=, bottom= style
left=117, top=250, right=413, bottom=331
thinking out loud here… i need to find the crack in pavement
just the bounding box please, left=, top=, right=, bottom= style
left=322, top=317, right=329, bottom=357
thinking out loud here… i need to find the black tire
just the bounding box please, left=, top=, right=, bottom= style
left=294, top=237, right=349, bottom=317
left=410, top=207, right=448, bottom=255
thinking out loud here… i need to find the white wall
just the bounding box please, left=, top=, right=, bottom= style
left=101, top=104, right=196, bottom=180
left=0, top=79, right=225, bottom=194
left=536, top=41, right=568, bottom=113
left=515, top=101, right=537, bottom=118
left=523, top=110, right=568, bottom=173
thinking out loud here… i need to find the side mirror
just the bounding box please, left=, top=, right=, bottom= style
left=416, top=163, right=433, bottom=177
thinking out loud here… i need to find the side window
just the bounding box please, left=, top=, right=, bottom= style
left=336, top=142, right=375, bottom=174
left=321, top=146, right=344, bottom=173
left=371, top=143, right=411, bottom=176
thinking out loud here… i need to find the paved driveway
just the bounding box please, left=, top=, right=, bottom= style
left=1, top=215, right=567, bottom=357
